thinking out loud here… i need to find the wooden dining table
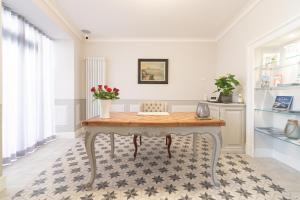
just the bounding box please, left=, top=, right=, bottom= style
left=81, top=112, right=225, bottom=190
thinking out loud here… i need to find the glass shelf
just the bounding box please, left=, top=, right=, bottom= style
left=254, top=54, right=300, bottom=70
left=255, top=85, right=300, bottom=90
left=254, top=108, right=300, bottom=116
left=254, top=62, right=299, bottom=70
left=255, top=127, right=300, bottom=147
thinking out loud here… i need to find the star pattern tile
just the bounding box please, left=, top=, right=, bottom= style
left=12, top=135, right=293, bottom=200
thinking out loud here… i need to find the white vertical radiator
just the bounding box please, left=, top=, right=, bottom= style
left=85, top=57, right=106, bottom=119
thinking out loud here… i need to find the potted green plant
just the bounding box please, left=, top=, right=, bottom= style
left=215, top=74, right=240, bottom=103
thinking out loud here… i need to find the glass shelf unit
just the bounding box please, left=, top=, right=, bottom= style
left=254, top=108, right=300, bottom=116
left=255, top=127, right=300, bottom=147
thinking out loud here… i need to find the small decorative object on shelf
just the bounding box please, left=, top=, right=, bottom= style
left=272, top=96, right=293, bottom=111
left=263, top=53, right=280, bottom=68
left=214, top=74, right=240, bottom=103
left=272, top=73, right=282, bottom=87
left=284, top=119, right=300, bottom=139
left=208, top=91, right=220, bottom=102
left=91, top=85, right=120, bottom=118
left=260, top=74, right=270, bottom=88
left=237, top=93, right=244, bottom=103
left=195, top=103, right=210, bottom=119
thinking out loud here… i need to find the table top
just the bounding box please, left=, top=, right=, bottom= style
left=82, top=112, right=225, bottom=127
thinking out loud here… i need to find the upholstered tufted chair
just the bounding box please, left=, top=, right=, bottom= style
left=140, top=101, right=168, bottom=112
left=133, top=101, right=172, bottom=159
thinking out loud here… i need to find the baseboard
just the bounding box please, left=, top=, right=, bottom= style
left=0, top=176, right=6, bottom=193
left=222, top=146, right=245, bottom=154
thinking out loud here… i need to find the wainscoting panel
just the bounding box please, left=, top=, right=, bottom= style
left=75, top=99, right=86, bottom=130
left=171, top=105, right=197, bottom=112
left=129, top=104, right=140, bottom=112
left=111, top=104, right=125, bottom=112
left=55, top=99, right=75, bottom=132
left=55, top=105, right=68, bottom=126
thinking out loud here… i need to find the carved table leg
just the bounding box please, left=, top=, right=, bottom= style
left=166, top=135, right=172, bottom=158
left=208, top=130, right=221, bottom=187
left=133, top=135, right=138, bottom=159
left=110, top=133, right=115, bottom=158
left=84, top=132, right=97, bottom=190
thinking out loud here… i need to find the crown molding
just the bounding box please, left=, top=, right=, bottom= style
left=86, top=38, right=216, bottom=43
left=216, top=0, right=262, bottom=41
left=34, top=0, right=82, bottom=40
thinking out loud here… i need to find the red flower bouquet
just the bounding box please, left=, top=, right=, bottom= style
left=90, top=85, right=120, bottom=100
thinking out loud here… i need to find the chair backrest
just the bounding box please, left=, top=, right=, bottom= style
left=140, top=101, right=168, bottom=112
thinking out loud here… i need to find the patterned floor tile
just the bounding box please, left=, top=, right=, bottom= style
left=12, top=135, right=292, bottom=200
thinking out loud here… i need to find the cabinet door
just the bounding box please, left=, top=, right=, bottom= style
left=220, top=106, right=245, bottom=153
left=209, top=105, right=220, bottom=119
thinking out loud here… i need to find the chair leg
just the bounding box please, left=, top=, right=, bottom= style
left=140, top=135, right=142, bottom=146
left=133, top=135, right=138, bottom=159
left=166, top=135, right=172, bottom=158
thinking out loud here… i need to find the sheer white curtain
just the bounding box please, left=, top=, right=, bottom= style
left=2, top=7, right=55, bottom=165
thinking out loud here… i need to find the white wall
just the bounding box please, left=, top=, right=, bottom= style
left=84, top=41, right=216, bottom=100
left=216, top=0, right=300, bottom=89
left=54, top=40, right=74, bottom=99
left=53, top=40, right=76, bottom=132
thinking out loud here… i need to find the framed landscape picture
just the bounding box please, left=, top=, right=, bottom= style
left=138, top=59, right=168, bottom=84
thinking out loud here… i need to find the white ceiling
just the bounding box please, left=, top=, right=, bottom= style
left=50, top=0, right=253, bottom=40
left=3, top=0, right=70, bottom=39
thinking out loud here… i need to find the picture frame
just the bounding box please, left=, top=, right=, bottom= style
left=272, top=96, right=293, bottom=111
left=138, top=59, right=168, bottom=84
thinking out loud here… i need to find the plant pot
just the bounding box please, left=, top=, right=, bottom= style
left=99, top=100, right=112, bottom=118
left=220, top=94, right=233, bottom=103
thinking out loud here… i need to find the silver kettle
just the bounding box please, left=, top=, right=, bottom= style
left=284, top=119, right=300, bottom=139
left=196, top=103, right=210, bottom=118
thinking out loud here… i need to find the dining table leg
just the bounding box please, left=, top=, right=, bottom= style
left=208, top=130, right=221, bottom=187
left=133, top=135, right=139, bottom=159
left=166, top=135, right=172, bottom=158
left=84, top=132, right=97, bottom=190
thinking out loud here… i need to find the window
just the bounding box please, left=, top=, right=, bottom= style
left=2, top=6, right=55, bottom=165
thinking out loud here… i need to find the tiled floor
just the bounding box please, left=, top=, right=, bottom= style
left=0, top=132, right=76, bottom=200
left=1, top=133, right=300, bottom=200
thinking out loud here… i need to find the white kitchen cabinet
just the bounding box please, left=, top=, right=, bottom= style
left=207, top=102, right=246, bottom=153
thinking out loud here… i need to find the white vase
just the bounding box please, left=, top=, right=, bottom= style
left=99, top=100, right=112, bottom=118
